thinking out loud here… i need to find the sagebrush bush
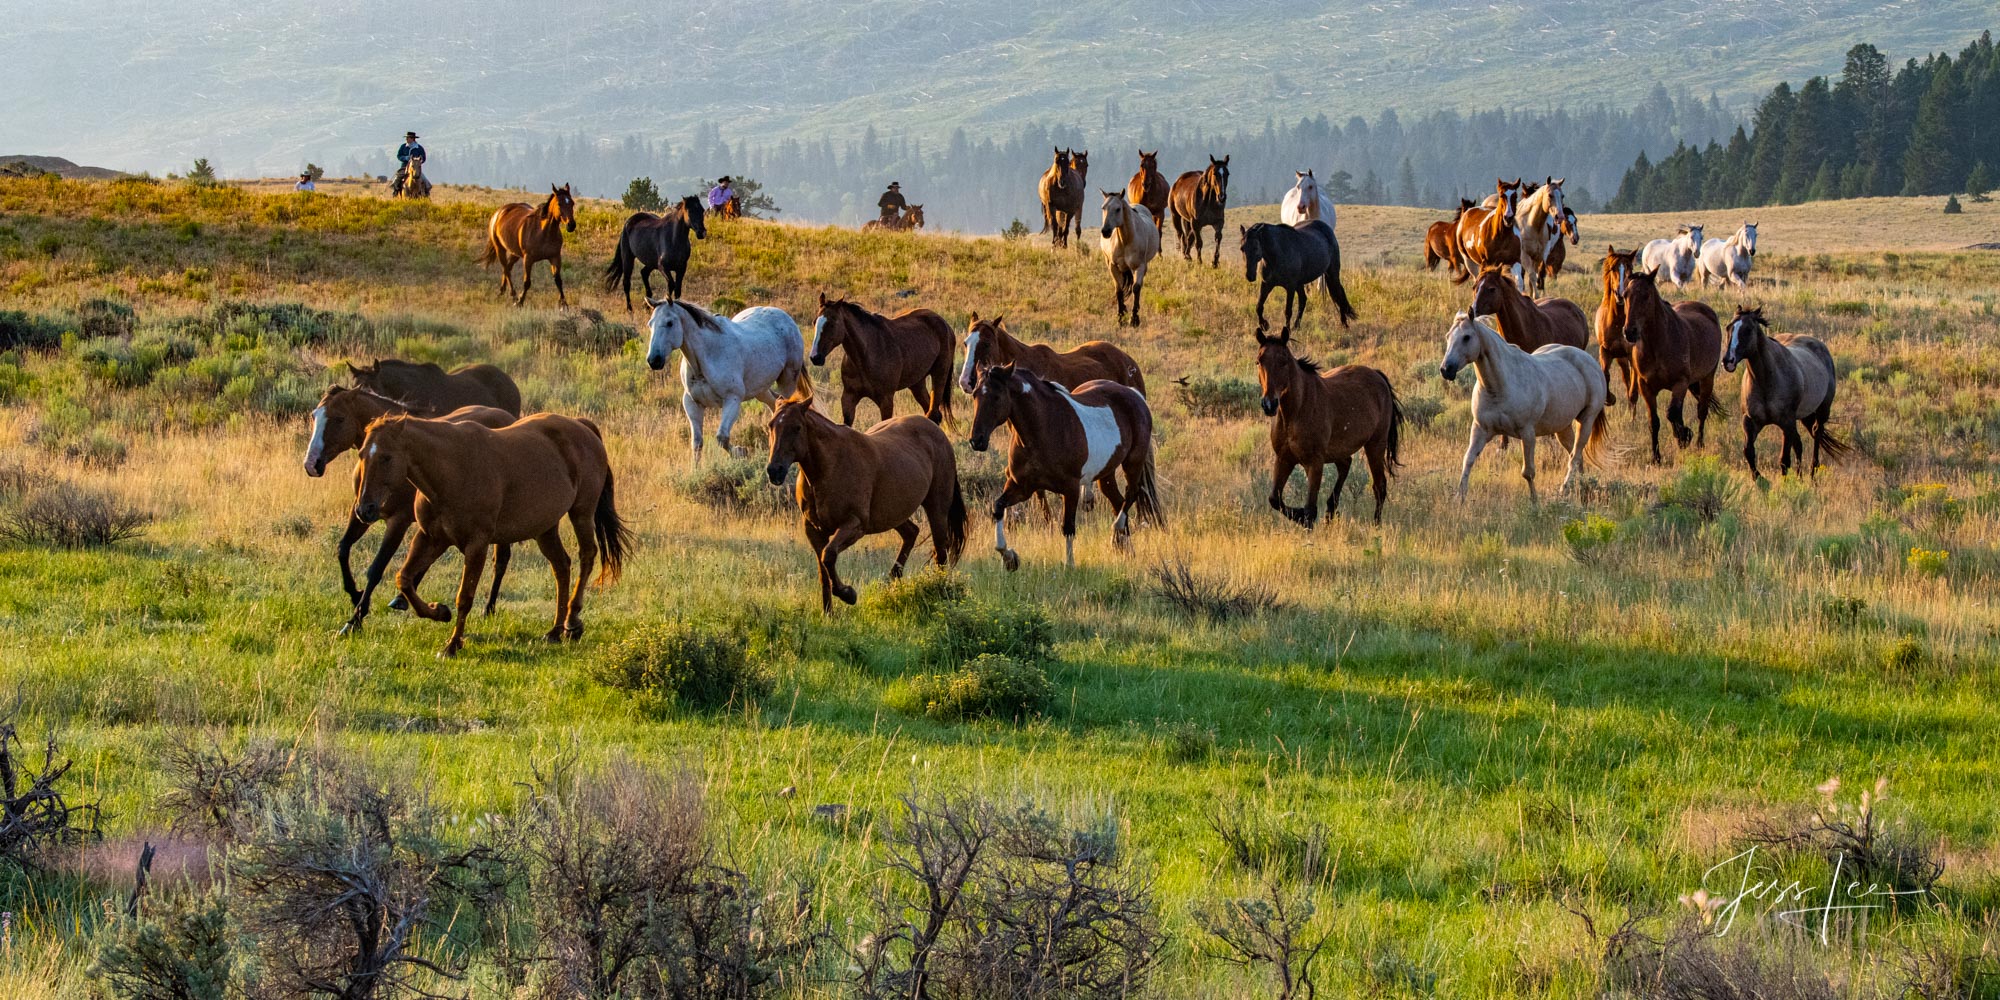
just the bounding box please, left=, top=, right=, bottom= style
left=1174, top=375, right=1262, bottom=417
left=673, top=455, right=794, bottom=514
left=870, top=567, right=969, bottom=618
left=3, top=481, right=148, bottom=548
left=1658, top=457, right=1739, bottom=524
left=88, top=888, right=234, bottom=1000
left=0, top=309, right=66, bottom=351
left=922, top=601, right=1056, bottom=668
left=885, top=654, right=1052, bottom=722
left=593, top=620, right=770, bottom=713
left=76, top=298, right=136, bottom=340
left=1147, top=558, right=1280, bottom=621
left=1562, top=514, right=1620, bottom=563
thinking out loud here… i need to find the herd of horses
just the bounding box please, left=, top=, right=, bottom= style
left=318, top=167, right=1827, bottom=654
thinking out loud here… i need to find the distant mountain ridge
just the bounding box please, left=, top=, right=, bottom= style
left=0, top=1, right=1992, bottom=178
left=0, top=156, right=126, bottom=180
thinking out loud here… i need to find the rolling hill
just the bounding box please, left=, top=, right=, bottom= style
left=2, top=0, right=1993, bottom=178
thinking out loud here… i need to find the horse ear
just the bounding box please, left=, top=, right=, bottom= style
left=969, top=311, right=979, bottom=325
left=818, top=291, right=828, bottom=306
left=991, top=315, right=1005, bottom=330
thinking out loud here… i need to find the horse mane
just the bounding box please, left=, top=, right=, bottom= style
left=1293, top=355, right=1321, bottom=375
left=370, top=358, right=445, bottom=376
left=674, top=299, right=724, bottom=331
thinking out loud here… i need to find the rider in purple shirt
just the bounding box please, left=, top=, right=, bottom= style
left=707, top=176, right=733, bottom=211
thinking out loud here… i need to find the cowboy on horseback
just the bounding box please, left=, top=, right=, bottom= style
left=877, top=181, right=907, bottom=223
left=707, top=176, right=734, bottom=213
left=392, top=131, right=426, bottom=195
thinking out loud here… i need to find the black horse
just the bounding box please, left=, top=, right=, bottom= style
left=1240, top=221, right=1359, bottom=334
left=602, top=196, right=707, bottom=311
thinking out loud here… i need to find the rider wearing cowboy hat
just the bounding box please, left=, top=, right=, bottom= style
left=294, top=170, right=316, bottom=193
left=877, top=181, right=907, bottom=222
left=707, top=175, right=735, bottom=212
left=392, top=131, right=425, bottom=195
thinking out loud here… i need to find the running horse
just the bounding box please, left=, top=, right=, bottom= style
left=1438, top=313, right=1610, bottom=503
left=1454, top=179, right=1522, bottom=282
left=644, top=299, right=807, bottom=466
left=353, top=411, right=632, bottom=657
left=1240, top=221, right=1359, bottom=334
left=1512, top=177, right=1568, bottom=293
left=1169, top=155, right=1230, bottom=267
left=764, top=385, right=968, bottom=612
left=344, top=358, right=523, bottom=415
left=1425, top=200, right=1476, bottom=279
left=1617, top=266, right=1726, bottom=464
left=968, top=365, right=1163, bottom=570
left=1640, top=224, right=1705, bottom=289
left=809, top=294, right=957, bottom=426
left=1039, top=148, right=1085, bottom=249
left=603, top=195, right=706, bottom=311
left=1253, top=328, right=1402, bottom=526
left=483, top=184, right=578, bottom=306
left=1594, top=246, right=1641, bottom=406
left=1126, top=150, right=1170, bottom=230
left=1468, top=266, right=1589, bottom=351
left=1699, top=222, right=1758, bottom=289
left=1723, top=305, right=1846, bottom=480
left=1099, top=189, right=1160, bottom=326
left=958, top=314, right=1145, bottom=396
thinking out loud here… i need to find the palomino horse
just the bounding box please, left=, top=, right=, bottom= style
left=958, top=314, right=1145, bottom=395
left=1594, top=246, right=1641, bottom=406
left=764, top=388, right=968, bottom=612
left=969, top=365, right=1162, bottom=570
left=1453, top=179, right=1522, bottom=282
left=1699, top=222, right=1758, bottom=289
left=1536, top=207, right=1580, bottom=289
left=1723, top=305, right=1847, bottom=480
left=861, top=205, right=925, bottom=232
left=644, top=299, right=807, bottom=465
left=395, top=156, right=432, bottom=200
left=1280, top=169, right=1337, bottom=229
left=344, top=359, right=523, bottom=415
left=603, top=196, right=706, bottom=311
left=1512, top=177, right=1568, bottom=292
left=1099, top=190, right=1160, bottom=327
left=1618, top=267, right=1725, bottom=464
left=1039, top=148, right=1085, bottom=249
left=1126, top=150, right=1170, bottom=230
left=1424, top=200, right=1476, bottom=279
left=1468, top=266, right=1589, bottom=351
left=810, top=294, right=957, bottom=426
left=1253, top=329, right=1402, bottom=526
left=483, top=184, right=578, bottom=306
left=1240, top=221, right=1358, bottom=334
left=1439, top=313, right=1609, bottom=503
left=1170, top=155, right=1230, bottom=267
left=353, top=412, right=631, bottom=656
left=1640, top=224, right=1704, bottom=289
left=303, top=386, right=516, bottom=634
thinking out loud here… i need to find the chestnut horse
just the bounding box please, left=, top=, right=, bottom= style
left=1453, top=179, right=1522, bottom=282
left=969, top=365, right=1162, bottom=570
left=1425, top=200, right=1475, bottom=278
left=1253, top=329, right=1402, bottom=526
left=1100, top=189, right=1160, bottom=326
left=1594, top=246, right=1641, bottom=407
left=303, top=386, right=516, bottom=634
left=1170, top=155, right=1231, bottom=267
left=861, top=205, right=925, bottom=232
left=344, top=358, right=523, bottom=416
left=602, top=195, right=706, bottom=311
left=483, top=184, right=578, bottom=306
left=1723, top=305, right=1847, bottom=480
left=764, top=388, right=968, bottom=612
left=1039, top=148, right=1084, bottom=249
left=957, top=314, right=1145, bottom=396
left=1126, top=150, right=1170, bottom=229
left=809, top=294, right=956, bottom=426
left=1617, top=267, right=1725, bottom=464
left=1468, top=266, right=1589, bottom=351
left=353, top=412, right=631, bottom=656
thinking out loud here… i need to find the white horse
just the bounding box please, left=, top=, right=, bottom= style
left=1698, top=222, right=1758, bottom=288
left=643, top=299, right=807, bottom=465
left=1640, top=224, right=1704, bottom=289
left=1099, top=189, right=1160, bottom=326
left=1439, top=312, right=1608, bottom=502
left=1279, top=169, right=1337, bottom=228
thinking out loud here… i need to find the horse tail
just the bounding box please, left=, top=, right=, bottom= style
left=480, top=226, right=501, bottom=268
left=1812, top=422, right=1853, bottom=463
left=943, top=475, right=969, bottom=566
left=1583, top=404, right=1613, bottom=469
left=593, top=468, right=634, bottom=586
left=601, top=226, right=633, bottom=292
left=1379, top=372, right=1404, bottom=474
left=1323, top=238, right=1360, bottom=327
left=1699, top=377, right=1730, bottom=418
left=1130, top=443, right=1166, bottom=528
left=1424, top=239, right=1442, bottom=271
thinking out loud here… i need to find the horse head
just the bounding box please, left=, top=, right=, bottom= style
left=908, top=205, right=925, bottom=229
left=1072, top=150, right=1090, bottom=179
left=643, top=298, right=687, bottom=370
left=1238, top=224, right=1264, bottom=283
left=1439, top=312, right=1489, bottom=382
left=1100, top=189, right=1129, bottom=238
left=1139, top=149, right=1158, bottom=172
left=1494, top=178, right=1520, bottom=231
left=1723, top=305, right=1767, bottom=373
left=1741, top=222, right=1757, bottom=256
left=551, top=184, right=577, bottom=233
left=1252, top=327, right=1298, bottom=416
left=967, top=363, right=1023, bottom=452
left=352, top=416, right=415, bottom=524
left=1619, top=268, right=1663, bottom=344
left=683, top=195, right=708, bottom=239
left=809, top=293, right=853, bottom=367
left=959, top=313, right=1003, bottom=392
left=764, top=393, right=820, bottom=485
left=1208, top=155, right=1231, bottom=192
left=1469, top=267, right=1513, bottom=318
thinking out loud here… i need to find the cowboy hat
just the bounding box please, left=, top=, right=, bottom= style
left=888, top=181, right=901, bottom=188
left=404, top=131, right=419, bottom=139
left=717, top=175, right=733, bottom=184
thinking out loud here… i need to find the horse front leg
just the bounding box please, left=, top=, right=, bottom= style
left=889, top=521, right=919, bottom=579
left=336, top=514, right=372, bottom=606
left=990, top=480, right=1036, bottom=572
left=1209, top=224, right=1222, bottom=268
left=515, top=256, right=533, bottom=306
left=439, top=539, right=490, bottom=657
left=683, top=392, right=708, bottom=467
left=393, top=529, right=453, bottom=623
left=346, top=513, right=411, bottom=634
left=1298, top=462, right=1325, bottom=530
left=1254, top=281, right=1274, bottom=331
left=1457, top=423, right=1494, bottom=501
left=549, top=257, right=568, bottom=307
left=820, top=521, right=867, bottom=606
left=1742, top=417, right=1763, bottom=481
left=1518, top=433, right=1540, bottom=505
left=715, top=397, right=745, bottom=457
left=1130, top=268, right=1146, bottom=327
left=1268, top=454, right=1300, bottom=522
left=1281, top=286, right=1301, bottom=337
left=1645, top=389, right=1665, bottom=464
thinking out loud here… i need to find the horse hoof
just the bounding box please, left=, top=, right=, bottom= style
left=440, top=643, right=462, bottom=658
left=388, top=595, right=409, bottom=611
left=338, top=620, right=363, bottom=637
left=835, top=585, right=858, bottom=606
left=1001, top=550, right=1020, bottom=573
left=566, top=625, right=584, bottom=641
left=889, top=564, right=905, bottom=581
left=543, top=628, right=563, bottom=643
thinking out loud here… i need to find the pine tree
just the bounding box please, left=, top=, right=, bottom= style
left=1742, top=82, right=1797, bottom=206
left=1966, top=161, right=1993, bottom=201
left=1396, top=157, right=1419, bottom=206
left=1776, top=77, right=1838, bottom=204
left=1902, top=56, right=1964, bottom=195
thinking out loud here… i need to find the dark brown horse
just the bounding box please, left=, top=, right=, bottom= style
left=764, top=387, right=968, bottom=612
left=1170, top=155, right=1230, bottom=267
left=353, top=412, right=631, bottom=656
left=1039, top=148, right=1084, bottom=249
left=861, top=205, right=925, bottom=232
left=1453, top=179, right=1521, bottom=283
left=1722, top=305, right=1848, bottom=480
left=1618, top=267, right=1725, bottom=464
left=809, top=294, right=956, bottom=426
left=957, top=314, right=1145, bottom=396
left=1424, top=200, right=1475, bottom=278
left=303, top=386, right=516, bottom=633
left=1126, top=150, right=1170, bottom=230
left=345, top=358, right=523, bottom=416
left=1468, top=266, right=1590, bottom=351
left=968, top=365, right=1162, bottom=570
left=602, top=195, right=706, bottom=311
left=1595, top=246, right=1641, bottom=407
left=1253, top=329, right=1402, bottom=526
left=483, top=184, right=578, bottom=306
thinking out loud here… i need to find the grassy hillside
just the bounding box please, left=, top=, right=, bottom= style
left=1, top=176, right=1999, bottom=997
left=3, top=2, right=1994, bottom=175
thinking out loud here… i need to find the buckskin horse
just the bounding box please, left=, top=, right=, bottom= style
left=1240, top=221, right=1359, bottom=335
left=1099, top=189, right=1160, bottom=327
left=353, top=411, right=632, bottom=657
left=1438, top=312, right=1609, bottom=503
left=303, top=386, right=517, bottom=634
left=483, top=184, right=578, bottom=306
left=969, top=364, right=1162, bottom=570
left=1253, top=328, right=1402, bottom=526
left=957, top=314, right=1145, bottom=396
left=1170, top=155, right=1230, bottom=267
left=764, top=385, right=968, bottom=612
left=1126, top=150, right=1170, bottom=230
left=809, top=293, right=957, bottom=426
left=643, top=299, right=807, bottom=466
left=1454, top=179, right=1522, bottom=282
left=1617, top=266, right=1726, bottom=464
left=1722, top=305, right=1846, bottom=480
left=1039, top=148, right=1084, bottom=249
left=603, top=195, right=706, bottom=311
